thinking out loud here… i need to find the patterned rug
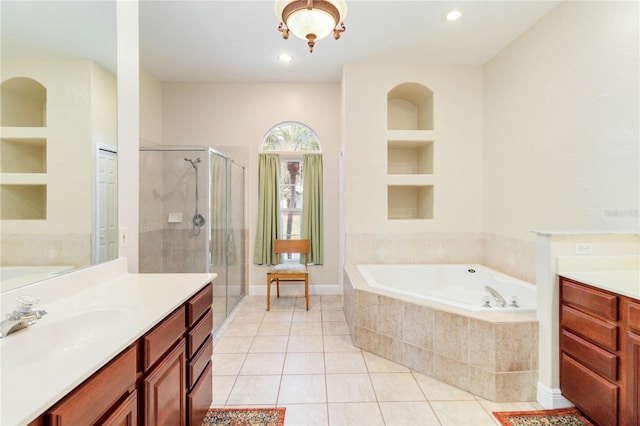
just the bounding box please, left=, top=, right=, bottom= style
left=493, top=408, right=594, bottom=426
left=202, top=407, right=286, bottom=426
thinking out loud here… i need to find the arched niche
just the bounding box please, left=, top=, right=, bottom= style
left=1, top=77, right=47, bottom=127
left=387, top=82, right=433, bottom=131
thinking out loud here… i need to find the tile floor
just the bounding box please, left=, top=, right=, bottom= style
left=211, top=295, right=543, bottom=426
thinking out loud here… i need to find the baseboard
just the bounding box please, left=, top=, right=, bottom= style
left=249, top=284, right=340, bottom=296
left=536, top=382, right=574, bottom=409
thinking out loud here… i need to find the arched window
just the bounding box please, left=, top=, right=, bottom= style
left=255, top=122, right=323, bottom=265
left=261, top=121, right=322, bottom=153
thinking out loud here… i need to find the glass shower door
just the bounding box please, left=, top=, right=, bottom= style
left=209, top=152, right=228, bottom=331
left=227, top=161, right=245, bottom=315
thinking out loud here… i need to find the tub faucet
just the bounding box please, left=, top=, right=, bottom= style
left=484, top=286, right=507, bottom=308
left=0, top=295, right=47, bottom=338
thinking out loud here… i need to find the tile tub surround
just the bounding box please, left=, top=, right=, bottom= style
left=344, top=264, right=539, bottom=402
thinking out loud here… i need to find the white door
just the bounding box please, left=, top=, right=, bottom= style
left=96, top=147, right=118, bottom=263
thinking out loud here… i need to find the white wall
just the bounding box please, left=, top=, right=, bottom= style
left=139, top=68, right=162, bottom=146
left=116, top=0, right=139, bottom=272
left=160, top=82, right=342, bottom=290
left=483, top=1, right=639, bottom=241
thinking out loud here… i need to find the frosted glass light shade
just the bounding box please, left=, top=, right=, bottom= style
left=275, top=0, right=347, bottom=52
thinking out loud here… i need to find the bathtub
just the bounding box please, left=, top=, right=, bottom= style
left=356, top=264, right=536, bottom=312
left=343, top=263, right=539, bottom=402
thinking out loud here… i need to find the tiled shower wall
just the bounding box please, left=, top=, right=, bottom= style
left=139, top=150, right=208, bottom=273
left=345, top=232, right=536, bottom=283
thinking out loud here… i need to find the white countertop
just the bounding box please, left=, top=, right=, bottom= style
left=0, top=259, right=215, bottom=426
left=557, top=255, right=640, bottom=300
left=560, top=270, right=640, bottom=300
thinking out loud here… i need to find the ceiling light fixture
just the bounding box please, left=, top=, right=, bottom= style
left=446, top=9, right=462, bottom=21
left=275, top=0, right=347, bottom=53
left=279, top=53, right=293, bottom=62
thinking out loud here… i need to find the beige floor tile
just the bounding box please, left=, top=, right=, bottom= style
left=323, top=334, right=360, bottom=352
left=290, top=321, right=323, bottom=336
left=293, top=310, right=323, bottom=322
left=322, top=310, right=347, bottom=323
left=430, top=401, right=499, bottom=426
left=211, top=375, right=235, bottom=406
left=239, top=353, right=285, bottom=375
left=268, top=296, right=299, bottom=310
left=223, top=321, right=261, bottom=337
left=363, top=351, right=410, bottom=373
left=328, top=402, right=385, bottom=426
left=413, top=372, right=476, bottom=401
left=321, top=295, right=344, bottom=310
left=239, top=296, right=267, bottom=311
left=370, top=373, right=426, bottom=402
left=278, top=374, right=327, bottom=404
left=288, top=335, right=324, bottom=353
left=232, top=309, right=265, bottom=323
left=281, top=403, right=329, bottom=426
left=250, top=335, right=289, bottom=353
left=323, top=321, right=350, bottom=335
left=325, top=373, right=377, bottom=403
left=213, top=353, right=246, bottom=376
left=283, top=352, right=326, bottom=375
left=379, top=401, right=442, bottom=426
left=214, top=336, right=253, bottom=354
left=258, top=321, right=292, bottom=336
left=263, top=310, right=294, bottom=323
left=324, top=352, right=367, bottom=374
left=227, top=375, right=281, bottom=406
left=478, top=400, right=539, bottom=418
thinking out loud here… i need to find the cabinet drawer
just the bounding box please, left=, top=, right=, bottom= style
left=187, top=283, right=213, bottom=327
left=188, top=308, right=212, bottom=358
left=627, top=300, right=640, bottom=333
left=187, top=361, right=212, bottom=426
left=188, top=335, right=213, bottom=390
left=143, top=305, right=186, bottom=370
left=561, top=330, right=617, bottom=381
left=561, top=305, right=617, bottom=351
left=102, top=390, right=138, bottom=426
left=561, top=354, right=618, bottom=426
left=47, top=345, right=137, bottom=426
left=561, top=278, right=618, bottom=321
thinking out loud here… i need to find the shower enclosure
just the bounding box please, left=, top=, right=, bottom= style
left=139, top=147, right=246, bottom=332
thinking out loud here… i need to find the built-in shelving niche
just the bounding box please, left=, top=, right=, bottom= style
left=387, top=82, right=434, bottom=220
left=1, top=138, right=47, bottom=173
left=387, top=185, right=434, bottom=220
left=0, top=184, right=47, bottom=220
left=1, top=76, right=48, bottom=220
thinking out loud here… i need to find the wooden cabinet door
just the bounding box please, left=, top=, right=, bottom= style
left=143, top=339, right=186, bottom=426
left=628, top=332, right=640, bottom=426
left=102, top=391, right=138, bottom=426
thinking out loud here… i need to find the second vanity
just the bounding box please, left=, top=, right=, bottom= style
left=558, top=261, right=640, bottom=426
left=0, top=259, right=215, bottom=426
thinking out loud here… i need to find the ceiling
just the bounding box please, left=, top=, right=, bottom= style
left=1, top=1, right=560, bottom=84
left=139, top=0, right=560, bottom=83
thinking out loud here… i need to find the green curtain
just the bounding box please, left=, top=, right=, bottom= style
left=301, top=154, right=323, bottom=264
left=253, top=154, right=281, bottom=264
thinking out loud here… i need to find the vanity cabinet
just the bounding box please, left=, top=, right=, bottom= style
left=29, top=282, right=213, bottom=426
left=560, top=276, right=639, bottom=426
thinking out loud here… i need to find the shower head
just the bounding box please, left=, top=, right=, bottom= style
left=184, top=157, right=202, bottom=169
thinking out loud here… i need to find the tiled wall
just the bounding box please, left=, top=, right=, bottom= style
left=343, top=265, right=538, bottom=402
left=345, top=232, right=536, bottom=284
left=1, top=233, right=91, bottom=267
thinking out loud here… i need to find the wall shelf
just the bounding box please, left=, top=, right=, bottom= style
left=387, top=82, right=435, bottom=220
left=1, top=138, right=47, bottom=173
left=387, top=185, right=434, bottom=220
left=0, top=184, right=47, bottom=220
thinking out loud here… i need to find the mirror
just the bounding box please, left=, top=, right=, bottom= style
left=0, top=1, right=117, bottom=292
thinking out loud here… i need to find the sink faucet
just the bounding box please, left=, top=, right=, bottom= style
left=1, top=295, right=47, bottom=338
left=484, top=286, right=507, bottom=308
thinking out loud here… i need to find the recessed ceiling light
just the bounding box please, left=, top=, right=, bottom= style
left=446, top=9, right=462, bottom=21
left=278, top=53, right=292, bottom=62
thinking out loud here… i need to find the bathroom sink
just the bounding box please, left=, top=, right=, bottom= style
left=0, top=308, right=133, bottom=367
